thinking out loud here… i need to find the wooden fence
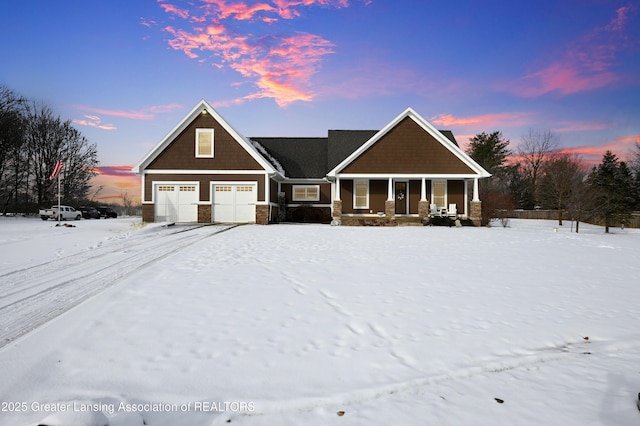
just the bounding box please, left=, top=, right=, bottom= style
left=504, top=210, right=640, bottom=228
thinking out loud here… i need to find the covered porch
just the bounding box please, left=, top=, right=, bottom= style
left=330, top=176, right=482, bottom=226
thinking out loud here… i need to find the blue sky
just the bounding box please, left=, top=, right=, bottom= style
left=1, top=0, right=638, bottom=203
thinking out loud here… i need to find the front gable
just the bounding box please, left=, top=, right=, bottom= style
left=328, top=108, right=490, bottom=177
left=133, top=100, right=275, bottom=174
left=147, top=112, right=263, bottom=171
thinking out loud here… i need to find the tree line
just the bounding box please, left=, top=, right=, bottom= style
left=1, top=85, right=99, bottom=215
left=466, top=130, right=640, bottom=232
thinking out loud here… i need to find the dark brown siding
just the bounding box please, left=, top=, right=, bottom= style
left=270, top=179, right=279, bottom=203
left=342, top=117, right=475, bottom=174
left=144, top=173, right=266, bottom=202
left=148, top=113, right=263, bottom=171
left=409, top=180, right=421, bottom=214
left=281, top=183, right=332, bottom=204
left=369, top=180, right=387, bottom=213
left=340, top=180, right=354, bottom=213
left=448, top=180, right=465, bottom=213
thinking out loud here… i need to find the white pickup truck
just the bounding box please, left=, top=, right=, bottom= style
left=39, top=205, right=82, bottom=221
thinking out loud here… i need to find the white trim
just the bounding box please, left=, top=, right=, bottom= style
left=195, top=128, right=214, bottom=158
left=327, top=107, right=491, bottom=179
left=143, top=169, right=269, bottom=175
left=292, top=185, right=321, bottom=202
left=132, top=100, right=277, bottom=174
left=335, top=173, right=483, bottom=179
left=353, top=179, right=369, bottom=210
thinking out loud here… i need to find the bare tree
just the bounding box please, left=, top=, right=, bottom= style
left=539, top=153, right=586, bottom=226
left=0, top=86, right=27, bottom=214
left=518, top=129, right=557, bottom=209
left=25, top=102, right=98, bottom=207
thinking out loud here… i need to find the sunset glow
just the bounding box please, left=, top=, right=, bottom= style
left=1, top=1, right=637, bottom=206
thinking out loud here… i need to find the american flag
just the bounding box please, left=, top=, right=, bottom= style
left=49, top=160, right=64, bottom=181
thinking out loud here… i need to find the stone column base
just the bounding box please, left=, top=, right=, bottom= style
left=470, top=200, right=482, bottom=226
left=418, top=200, right=430, bottom=220
left=332, top=200, right=343, bottom=220
left=198, top=205, right=211, bottom=223
left=385, top=200, right=395, bottom=219
left=256, top=204, right=269, bottom=225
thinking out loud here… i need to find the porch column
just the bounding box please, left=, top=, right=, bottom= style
left=472, top=178, right=480, bottom=202
left=332, top=177, right=342, bottom=224
left=385, top=177, right=395, bottom=220
left=470, top=177, right=482, bottom=226
left=418, top=177, right=430, bottom=221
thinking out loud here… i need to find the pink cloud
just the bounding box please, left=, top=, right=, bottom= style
left=73, top=115, right=117, bottom=130
left=155, top=0, right=348, bottom=106
left=431, top=112, right=532, bottom=128
left=503, top=3, right=637, bottom=98
left=73, top=104, right=183, bottom=121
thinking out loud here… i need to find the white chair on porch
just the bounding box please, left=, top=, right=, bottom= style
left=429, top=204, right=438, bottom=216
left=447, top=203, right=457, bottom=217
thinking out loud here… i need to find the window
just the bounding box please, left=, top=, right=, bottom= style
left=433, top=181, right=446, bottom=208
left=354, top=180, right=369, bottom=209
left=292, top=185, right=320, bottom=201
left=196, top=128, right=214, bottom=158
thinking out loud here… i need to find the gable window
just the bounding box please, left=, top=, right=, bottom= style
left=196, top=128, right=214, bottom=158
left=433, top=180, right=446, bottom=209
left=354, top=179, right=369, bottom=209
left=292, top=185, right=320, bottom=201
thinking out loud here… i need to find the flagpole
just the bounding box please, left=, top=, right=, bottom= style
left=57, top=173, right=61, bottom=226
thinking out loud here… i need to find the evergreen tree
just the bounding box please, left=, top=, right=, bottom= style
left=588, top=151, right=636, bottom=233
left=466, top=132, right=513, bottom=225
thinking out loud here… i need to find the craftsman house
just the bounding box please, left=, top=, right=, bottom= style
left=132, top=100, right=490, bottom=225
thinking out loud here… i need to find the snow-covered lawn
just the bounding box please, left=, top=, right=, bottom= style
left=0, top=217, right=639, bottom=425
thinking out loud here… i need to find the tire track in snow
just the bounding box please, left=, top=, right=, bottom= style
left=0, top=224, right=238, bottom=348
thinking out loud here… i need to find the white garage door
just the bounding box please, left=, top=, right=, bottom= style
left=155, top=184, right=198, bottom=223
left=212, top=183, right=256, bottom=223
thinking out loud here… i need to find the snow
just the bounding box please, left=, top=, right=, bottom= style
left=1, top=216, right=639, bottom=425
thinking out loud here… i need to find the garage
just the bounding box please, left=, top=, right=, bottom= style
left=212, top=183, right=257, bottom=223
left=154, top=184, right=199, bottom=223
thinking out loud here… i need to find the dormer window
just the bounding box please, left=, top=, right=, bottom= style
left=196, top=128, right=214, bottom=158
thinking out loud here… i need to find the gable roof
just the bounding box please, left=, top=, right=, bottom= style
left=327, top=107, right=491, bottom=178
left=132, top=100, right=277, bottom=174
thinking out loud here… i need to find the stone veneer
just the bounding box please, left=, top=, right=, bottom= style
left=418, top=200, right=430, bottom=220
left=198, top=205, right=211, bottom=223
left=384, top=200, right=395, bottom=219
left=332, top=200, right=343, bottom=220
left=256, top=204, right=269, bottom=225
left=470, top=200, right=482, bottom=226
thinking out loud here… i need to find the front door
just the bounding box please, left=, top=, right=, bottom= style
left=395, top=181, right=407, bottom=214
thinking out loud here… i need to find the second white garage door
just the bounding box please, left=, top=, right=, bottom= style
left=212, top=183, right=257, bottom=223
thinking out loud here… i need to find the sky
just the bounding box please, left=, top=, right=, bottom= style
left=1, top=0, right=639, bottom=205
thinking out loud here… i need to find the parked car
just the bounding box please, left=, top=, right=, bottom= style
left=38, top=205, right=82, bottom=221
left=97, top=206, right=118, bottom=218
left=79, top=206, right=101, bottom=219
